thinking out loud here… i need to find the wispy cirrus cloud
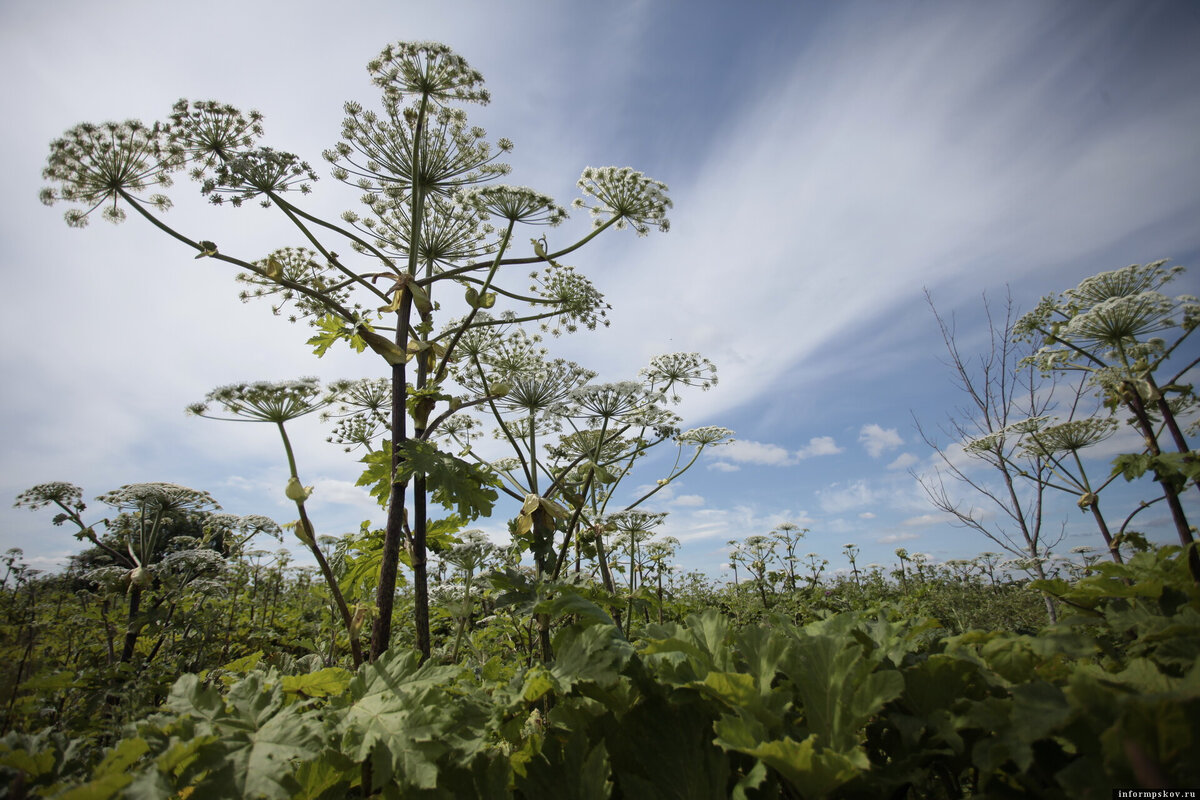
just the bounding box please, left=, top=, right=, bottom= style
left=595, top=1, right=1200, bottom=429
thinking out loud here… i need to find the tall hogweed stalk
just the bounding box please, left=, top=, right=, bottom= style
left=187, top=378, right=367, bottom=666
left=41, top=41, right=676, bottom=660
left=1015, top=261, right=1200, bottom=582
left=439, top=330, right=731, bottom=656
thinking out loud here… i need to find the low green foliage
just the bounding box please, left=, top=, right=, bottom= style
left=3, top=546, right=1198, bottom=797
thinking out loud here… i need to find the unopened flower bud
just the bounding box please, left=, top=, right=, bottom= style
left=128, top=566, right=153, bottom=589
left=293, top=522, right=314, bottom=546
left=286, top=476, right=314, bottom=502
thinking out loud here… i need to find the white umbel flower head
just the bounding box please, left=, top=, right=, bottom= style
left=459, top=185, right=566, bottom=226
left=188, top=378, right=336, bottom=423
left=168, top=99, right=264, bottom=170
left=642, top=353, right=719, bottom=400
left=569, top=381, right=659, bottom=421
left=95, top=483, right=218, bottom=514
left=676, top=426, right=735, bottom=446
left=368, top=41, right=490, bottom=108
left=574, top=166, right=671, bottom=235
left=41, top=119, right=181, bottom=227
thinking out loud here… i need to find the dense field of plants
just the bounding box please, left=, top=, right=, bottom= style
left=3, top=539, right=1199, bottom=797
left=7, top=39, right=1199, bottom=797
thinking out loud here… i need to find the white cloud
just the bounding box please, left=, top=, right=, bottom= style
left=878, top=532, right=920, bottom=544
left=797, top=436, right=844, bottom=459
left=21, top=553, right=73, bottom=571
left=859, top=425, right=904, bottom=458
left=221, top=475, right=269, bottom=493
left=718, top=439, right=797, bottom=467
left=859, top=512, right=877, bottom=519
left=671, top=494, right=706, bottom=508
left=823, top=518, right=858, bottom=535
left=887, top=452, right=918, bottom=470
left=817, top=481, right=878, bottom=514
left=636, top=483, right=674, bottom=502
left=659, top=505, right=814, bottom=549
left=902, top=513, right=944, bottom=527
left=712, top=436, right=842, bottom=470
left=708, top=461, right=741, bottom=473
left=591, top=3, right=1200, bottom=432
left=915, top=441, right=976, bottom=477
left=309, top=479, right=379, bottom=514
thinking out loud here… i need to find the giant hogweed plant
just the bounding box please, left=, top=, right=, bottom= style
left=12, top=482, right=277, bottom=714
left=979, top=413, right=1159, bottom=566
left=1015, top=261, right=1200, bottom=581
left=452, top=335, right=729, bottom=578
left=434, top=329, right=732, bottom=651
left=40, top=41, right=673, bottom=660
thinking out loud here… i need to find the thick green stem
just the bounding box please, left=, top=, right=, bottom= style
left=371, top=333, right=411, bottom=661
left=551, top=468, right=595, bottom=582
left=119, top=585, right=142, bottom=666
left=1068, top=449, right=1123, bottom=565
left=277, top=422, right=363, bottom=667
left=450, top=567, right=474, bottom=662
left=1119, top=384, right=1199, bottom=583
left=1144, top=373, right=1200, bottom=498
left=373, top=92, right=433, bottom=664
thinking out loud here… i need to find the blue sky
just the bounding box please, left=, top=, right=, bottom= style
left=2, top=0, right=1198, bottom=580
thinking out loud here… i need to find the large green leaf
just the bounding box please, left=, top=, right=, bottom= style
left=534, top=585, right=617, bottom=627
left=213, top=674, right=325, bottom=800
left=783, top=632, right=905, bottom=755
left=968, top=680, right=1071, bottom=775
left=902, top=653, right=988, bottom=717
left=551, top=624, right=634, bottom=691
left=515, top=728, right=611, bottom=800
left=54, top=771, right=133, bottom=800
left=165, top=673, right=225, bottom=723
left=638, top=610, right=734, bottom=684
left=1099, top=693, right=1200, bottom=788
left=289, top=750, right=357, bottom=800
left=713, top=717, right=860, bottom=798
left=604, top=690, right=730, bottom=800
left=732, top=623, right=792, bottom=695
left=694, top=671, right=759, bottom=710
left=339, top=649, right=488, bottom=792
left=52, top=737, right=150, bottom=800
left=144, top=673, right=325, bottom=799
left=357, top=439, right=499, bottom=521
left=280, top=668, right=352, bottom=699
